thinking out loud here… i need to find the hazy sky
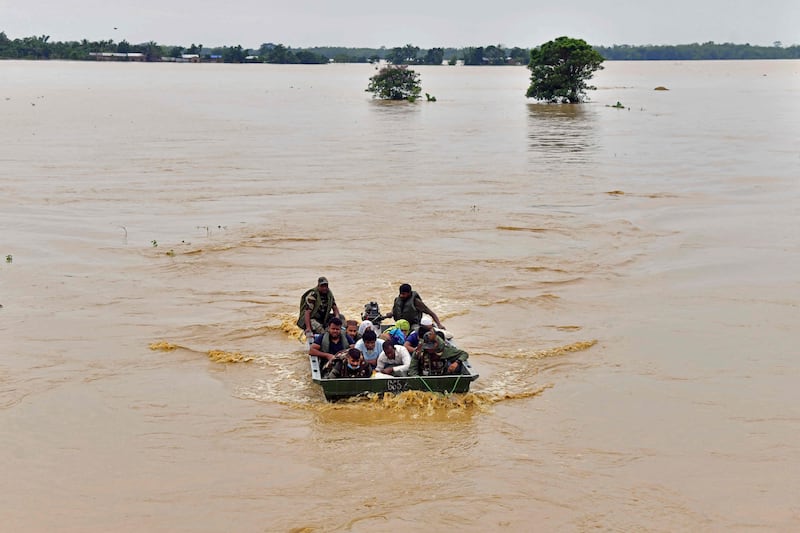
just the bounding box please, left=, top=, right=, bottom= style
left=2, top=0, right=797, bottom=49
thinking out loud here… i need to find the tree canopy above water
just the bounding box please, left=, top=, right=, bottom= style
left=526, top=36, right=605, bottom=103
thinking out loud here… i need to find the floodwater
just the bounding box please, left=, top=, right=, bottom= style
left=1, top=59, right=799, bottom=531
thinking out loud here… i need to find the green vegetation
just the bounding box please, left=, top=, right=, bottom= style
left=526, top=36, right=605, bottom=103
left=595, top=41, right=800, bottom=60
left=366, top=65, right=422, bottom=101
left=1, top=31, right=798, bottom=63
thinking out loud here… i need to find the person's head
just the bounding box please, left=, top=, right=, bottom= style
left=382, top=338, right=396, bottom=359
left=317, top=276, right=329, bottom=293
left=395, top=319, right=410, bottom=334
left=419, top=315, right=433, bottom=334
left=346, top=348, right=363, bottom=368
left=362, top=329, right=377, bottom=350
left=345, top=320, right=358, bottom=339
left=398, top=283, right=412, bottom=300
left=422, top=330, right=443, bottom=355
left=327, top=317, right=342, bottom=338
left=357, top=320, right=374, bottom=337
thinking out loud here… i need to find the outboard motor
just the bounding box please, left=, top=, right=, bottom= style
left=361, top=301, right=384, bottom=324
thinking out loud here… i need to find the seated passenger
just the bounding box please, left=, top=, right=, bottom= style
left=376, top=338, right=412, bottom=377
left=308, top=317, right=353, bottom=363
left=345, top=319, right=359, bottom=342
left=323, top=348, right=372, bottom=379
left=353, top=329, right=384, bottom=369
left=357, top=320, right=376, bottom=339
left=408, top=330, right=468, bottom=377
left=381, top=319, right=410, bottom=346
left=404, top=315, right=435, bottom=352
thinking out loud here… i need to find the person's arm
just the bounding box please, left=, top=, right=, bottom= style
left=406, top=352, right=419, bottom=376
left=445, top=347, right=468, bottom=372
left=403, top=338, right=415, bottom=353
left=332, top=302, right=341, bottom=320
left=415, top=297, right=444, bottom=329
left=308, top=339, right=333, bottom=361
left=394, top=346, right=412, bottom=375
left=303, top=291, right=316, bottom=335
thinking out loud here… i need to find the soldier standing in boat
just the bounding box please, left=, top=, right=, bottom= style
left=297, top=276, right=342, bottom=340
left=385, top=283, right=445, bottom=332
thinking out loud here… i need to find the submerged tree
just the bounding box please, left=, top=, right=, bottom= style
left=366, top=65, right=422, bottom=101
left=526, top=36, right=604, bottom=103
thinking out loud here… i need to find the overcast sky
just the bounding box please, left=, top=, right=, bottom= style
left=2, top=0, right=797, bottom=49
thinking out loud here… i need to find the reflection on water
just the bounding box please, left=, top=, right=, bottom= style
left=527, top=103, right=598, bottom=166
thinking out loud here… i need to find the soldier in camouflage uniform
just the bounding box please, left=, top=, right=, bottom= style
left=408, top=330, right=469, bottom=377
left=323, top=348, right=372, bottom=379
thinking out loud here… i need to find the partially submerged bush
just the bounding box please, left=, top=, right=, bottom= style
left=366, top=65, right=422, bottom=101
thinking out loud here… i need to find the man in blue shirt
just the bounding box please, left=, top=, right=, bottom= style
left=353, top=329, right=384, bottom=369
left=308, top=317, right=353, bottom=363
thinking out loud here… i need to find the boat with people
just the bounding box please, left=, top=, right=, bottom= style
left=305, top=298, right=479, bottom=401
left=309, top=354, right=479, bottom=402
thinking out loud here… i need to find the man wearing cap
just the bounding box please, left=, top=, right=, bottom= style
left=404, top=315, right=435, bottom=352
left=408, top=330, right=468, bottom=377
left=387, top=283, right=444, bottom=331
left=297, top=276, right=342, bottom=338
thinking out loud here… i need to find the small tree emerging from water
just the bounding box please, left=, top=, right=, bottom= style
left=526, top=36, right=604, bottom=103
left=366, top=65, right=421, bottom=101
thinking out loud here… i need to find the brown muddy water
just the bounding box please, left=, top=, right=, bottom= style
left=1, top=59, right=799, bottom=531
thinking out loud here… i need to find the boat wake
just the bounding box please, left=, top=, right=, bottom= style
left=149, top=335, right=597, bottom=412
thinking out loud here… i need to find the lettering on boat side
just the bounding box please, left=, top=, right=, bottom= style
left=387, top=380, right=408, bottom=393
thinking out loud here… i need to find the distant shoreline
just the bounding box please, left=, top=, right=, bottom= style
left=2, top=32, right=798, bottom=63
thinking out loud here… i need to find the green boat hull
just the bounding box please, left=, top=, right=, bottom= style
left=310, top=356, right=479, bottom=401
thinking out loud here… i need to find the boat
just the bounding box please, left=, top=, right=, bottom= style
left=309, top=355, right=480, bottom=402
left=306, top=301, right=479, bottom=401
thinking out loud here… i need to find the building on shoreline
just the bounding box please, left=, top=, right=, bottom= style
left=89, top=52, right=145, bottom=61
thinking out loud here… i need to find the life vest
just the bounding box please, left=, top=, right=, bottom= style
left=319, top=332, right=350, bottom=354
left=417, top=353, right=448, bottom=376
left=392, top=291, right=422, bottom=325
left=296, top=287, right=335, bottom=328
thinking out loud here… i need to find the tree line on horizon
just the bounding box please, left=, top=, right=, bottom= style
left=2, top=31, right=799, bottom=63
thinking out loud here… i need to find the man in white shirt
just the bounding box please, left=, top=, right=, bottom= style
left=375, top=338, right=411, bottom=377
